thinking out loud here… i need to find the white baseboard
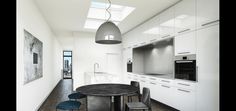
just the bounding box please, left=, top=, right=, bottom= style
left=35, top=79, right=62, bottom=111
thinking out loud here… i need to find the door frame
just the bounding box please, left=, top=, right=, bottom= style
left=63, top=50, right=72, bottom=79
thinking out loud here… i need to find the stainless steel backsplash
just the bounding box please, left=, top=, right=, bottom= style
left=133, top=38, right=174, bottom=75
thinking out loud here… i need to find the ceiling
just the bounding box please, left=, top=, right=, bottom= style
left=34, top=0, right=180, bottom=36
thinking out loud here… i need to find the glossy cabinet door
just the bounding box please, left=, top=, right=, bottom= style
left=139, top=75, right=148, bottom=93
left=196, top=0, right=219, bottom=29
left=174, top=0, right=196, bottom=35
left=172, top=87, right=196, bottom=111
left=141, top=15, right=161, bottom=44
left=159, top=6, right=175, bottom=39
left=174, top=31, right=196, bottom=56
left=157, top=83, right=174, bottom=106
left=196, top=24, right=219, bottom=111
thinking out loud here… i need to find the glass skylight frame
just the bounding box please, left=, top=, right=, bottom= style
left=84, top=1, right=135, bottom=30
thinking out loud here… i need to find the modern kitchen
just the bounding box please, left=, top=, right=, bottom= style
left=17, top=0, right=219, bottom=111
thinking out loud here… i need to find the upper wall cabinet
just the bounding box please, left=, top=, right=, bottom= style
left=196, top=0, right=219, bottom=29
left=175, top=31, right=196, bottom=56
left=140, top=15, right=161, bottom=44
left=174, top=0, right=196, bottom=35
left=159, top=6, right=175, bottom=39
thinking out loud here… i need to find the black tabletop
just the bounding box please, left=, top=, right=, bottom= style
left=76, top=84, right=138, bottom=96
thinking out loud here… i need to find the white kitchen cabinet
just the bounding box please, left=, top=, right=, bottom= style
left=173, top=79, right=196, bottom=91
left=122, top=47, right=133, bottom=84
left=174, top=0, right=196, bottom=35
left=174, top=31, right=196, bottom=55
left=157, top=83, right=174, bottom=107
left=159, top=6, right=175, bottom=39
left=141, top=15, right=161, bottom=44
left=196, top=24, right=219, bottom=111
left=172, top=87, right=196, bottom=111
left=139, top=75, right=148, bottom=93
left=196, top=0, right=219, bottom=29
left=126, top=73, right=133, bottom=84
left=148, top=80, right=159, bottom=100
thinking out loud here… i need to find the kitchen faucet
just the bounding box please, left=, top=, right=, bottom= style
left=94, top=63, right=99, bottom=75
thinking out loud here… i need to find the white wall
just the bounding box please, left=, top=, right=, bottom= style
left=71, top=32, right=123, bottom=90
left=17, top=0, right=63, bottom=110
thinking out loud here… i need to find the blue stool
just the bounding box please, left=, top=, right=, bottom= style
left=68, top=92, right=86, bottom=100
left=56, top=100, right=81, bottom=111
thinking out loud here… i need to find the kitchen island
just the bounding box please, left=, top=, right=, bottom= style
left=84, top=72, right=121, bottom=85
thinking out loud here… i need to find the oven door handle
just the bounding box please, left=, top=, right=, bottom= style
left=175, top=61, right=193, bottom=63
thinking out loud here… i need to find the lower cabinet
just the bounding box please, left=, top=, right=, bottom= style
left=157, top=83, right=174, bottom=107
left=172, top=87, right=196, bottom=111
left=126, top=74, right=196, bottom=111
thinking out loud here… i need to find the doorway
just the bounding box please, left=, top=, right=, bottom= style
left=63, top=51, right=72, bottom=79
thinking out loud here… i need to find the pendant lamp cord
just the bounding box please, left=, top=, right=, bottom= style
left=106, top=0, right=111, bottom=21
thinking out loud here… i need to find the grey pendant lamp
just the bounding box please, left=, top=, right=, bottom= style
left=95, top=0, right=121, bottom=44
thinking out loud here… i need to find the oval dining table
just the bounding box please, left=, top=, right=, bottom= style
left=76, top=83, right=138, bottom=111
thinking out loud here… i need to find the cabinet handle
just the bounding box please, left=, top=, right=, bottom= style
left=201, top=20, right=219, bottom=26
left=161, top=35, right=170, bottom=38
left=176, top=61, right=193, bottom=63
left=150, top=82, right=156, bottom=85
left=177, top=52, right=190, bottom=54
left=196, top=66, right=198, bottom=82
left=161, top=85, right=170, bottom=88
left=178, top=89, right=190, bottom=93
left=178, top=83, right=190, bottom=86
left=161, top=80, right=170, bottom=83
left=150, top=78, right=156, bottom=80
left=133, top=45, right=138, bottom=47
left=178, top=28, right=190, bottom=33
left=134, top=78, right=138, bottom=80
left=150, top=39, right=157, bottom=42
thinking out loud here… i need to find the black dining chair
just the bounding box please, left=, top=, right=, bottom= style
left=125, top=87, right=152, bottom=111
left=127, top=81, right=141, bottom=102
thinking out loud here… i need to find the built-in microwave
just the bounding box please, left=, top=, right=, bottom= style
left=174, top=54, right=196, bottom=81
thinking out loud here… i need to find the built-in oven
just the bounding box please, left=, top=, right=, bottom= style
left=127, top=58, right=132, bottom=72
left=174, top=54, right=196, bottom=81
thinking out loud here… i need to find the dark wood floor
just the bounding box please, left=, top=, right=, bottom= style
left=38, top=79, right=178, bottom=111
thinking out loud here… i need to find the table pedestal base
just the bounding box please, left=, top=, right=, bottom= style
left=114, top=96, right=124, bottom=111
left=87, top=96, right=112, bottom=111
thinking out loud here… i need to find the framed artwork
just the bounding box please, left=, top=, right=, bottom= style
left=23, top=29, right=43, bottom=84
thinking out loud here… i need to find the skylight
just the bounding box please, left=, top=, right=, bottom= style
left=84, top=1, right=135, bottom=29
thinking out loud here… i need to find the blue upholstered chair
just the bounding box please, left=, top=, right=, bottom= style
left=56, top=100, right=81, bottom=111
left=68, top=92, right=86, bottom=100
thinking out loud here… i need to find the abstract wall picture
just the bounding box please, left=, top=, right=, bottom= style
left=24, top=29, right=43, bottom=84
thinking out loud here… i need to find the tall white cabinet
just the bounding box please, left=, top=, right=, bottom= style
left=196, top=0, right=219, bottom=29
left=196, top=24, right=219, bottom=111
left=174, top=0, right=196, bottom=35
